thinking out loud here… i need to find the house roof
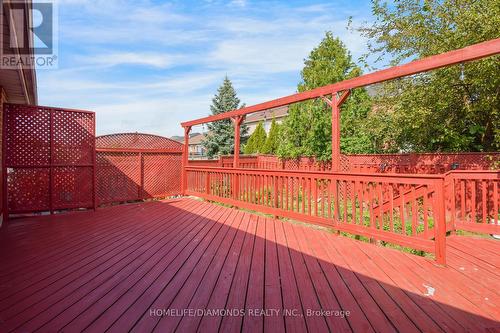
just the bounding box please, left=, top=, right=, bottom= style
left=244, top=105, right=288, bottom=124
left=189, top=133, right=206, bottom=145
left=0, top=0, right=37, bottom=104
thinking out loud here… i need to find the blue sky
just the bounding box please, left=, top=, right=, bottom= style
left=38, top=0, right=375, bottom=136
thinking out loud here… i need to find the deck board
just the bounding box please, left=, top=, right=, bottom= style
left=0, top=198, right=499, bottom=332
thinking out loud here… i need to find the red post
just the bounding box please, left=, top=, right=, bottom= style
left=138, top=152, right=143, bottom=200
left=434, top=178, right=447, bottom=265
left=92, top=115, right=97, bottom=211
left=331, top=90, right=350, bottom=172
left=233, top=115, right=244, bottom=168
left=181, top=126, right=191, bottom=195
left=233, top=116, right=244, bottom=201
left=49, top=109, right=54, bottom=214
left=1, top=94, right=8, bottom=227
left=331, top=93, right=340, bottom=172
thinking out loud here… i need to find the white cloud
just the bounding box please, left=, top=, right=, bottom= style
left=83, top=52, right=179, bottom=68
left=39, top=1, right=373, bottom=137
left=229, top=0, right=247, bottom=7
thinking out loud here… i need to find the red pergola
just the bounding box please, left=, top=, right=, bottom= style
left=181, top=38, right=500, bottom=174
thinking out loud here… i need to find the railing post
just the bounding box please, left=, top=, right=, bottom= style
left=434, top=178, right=447, bottom=265
left=233, top=115, right=244, bottom=168
left=138, top=152, right=143, bottom=200
left=181, top=126, right=191, bottom=196
left=233, top=116, right=244, bottom=201
left=205, top=171, right=210, bottom=195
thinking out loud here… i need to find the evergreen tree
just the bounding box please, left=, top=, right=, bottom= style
left=262, top=118, right=281, bottom=154
left=277, top=32, right=373, bottom=161
left=244, top=122, right=267, bottom=154
left=203, top=77, right=248, bottom=158
left=357, top=0, right=500, bottom=151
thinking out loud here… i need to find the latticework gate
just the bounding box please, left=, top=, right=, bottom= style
left=96, top=133, right=183, bottom=205
left=2, top=104, right=96, bottom=218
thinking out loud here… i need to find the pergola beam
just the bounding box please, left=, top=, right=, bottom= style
left=181, top=38, right=500, bottom=128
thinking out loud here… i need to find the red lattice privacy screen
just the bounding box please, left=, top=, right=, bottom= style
left=96, top=133, right=183, bottom=205
left=3, top=104, right=96, bottom=217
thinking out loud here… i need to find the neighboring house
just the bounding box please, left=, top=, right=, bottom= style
left=244, top=105, right=288, bottom=135
left=170, top=132, right=208, bottom=158
left=170, top=135, right=184, bottom=143
left=188, top=133, right=207, bottom=157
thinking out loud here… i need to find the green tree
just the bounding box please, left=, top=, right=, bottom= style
left=262, top=119, right=281, bottom=154
left=203, top=77, right=248, bottom=158
left=277, top=32, right=373, bottom=161
left=357, top=0, right=500, bottom=152
left=244, top=122, right=267, bottom=154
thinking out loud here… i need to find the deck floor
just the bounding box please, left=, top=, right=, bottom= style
left=0, top=198, right=499, bottom=332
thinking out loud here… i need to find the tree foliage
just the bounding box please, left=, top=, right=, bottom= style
left=277, top=32, right=373, bottom=161
left=203, top=77, right=248, bottom=158
left=262, top=119, right=281, bottom=154
left=244, top=122, right=267, bottom=154
left=357, top=0, right=500, bottom=152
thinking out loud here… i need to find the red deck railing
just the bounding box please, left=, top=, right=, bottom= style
left=185, top=166, right=448, bottom=263
left=185, top=166, right=499, bottom=263
left=446, top=171, right=499, bottom=234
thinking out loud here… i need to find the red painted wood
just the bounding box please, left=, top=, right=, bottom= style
left=1, top=198, right=499, bottom=332
left=106, top=203, right=230, bottom=333
left=4, top=201, right=202, bottom=331
left=273, top=218, right=308, bottom=332
left=196, top=211, right=251, bottom=333
left=174, top=210, right=247, bottom=333
left=62, top=202, right=218, bottom=332
left=285, top=223, right=351, bottom=332
left=241, top=215, right=265, bottom=333
left=218, top=213, right=257, bottom=332
left=150, top=206, right=242, bottom=332
left=262, top=217, right=286, bottom=333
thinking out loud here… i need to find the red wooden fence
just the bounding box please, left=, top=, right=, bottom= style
left=193, top=153, right=499, bottom=174
left=2, top=104, right=96, bottom=219
left=96, top=133, right=183, bottom=205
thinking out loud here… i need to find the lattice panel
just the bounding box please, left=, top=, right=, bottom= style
left=53, top=110, right=94, bottom=165
left=143, top=153, right=182, bottom=198
left=5, top=104, right=51, bottom=166
left=96, top=133, right=183, bottom=150
left=53, top=167, right=94, bottom=209
left=96, top=152, right=141, bottom=204
left=3, top=104, right=95, bottom=215
left=7, top=168, right=50, bottom=212
left=231, top=153, right=498, bottom=174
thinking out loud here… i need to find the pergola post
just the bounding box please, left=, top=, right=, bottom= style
left=331, top=90, right=350, bottom=172
left=233, top=115, right=244, bottom=168
left=331, top=94, right=340, bottom=172
left=232, top=115, right=244, bottom=202
left=181, top=125, right=191, bottom=195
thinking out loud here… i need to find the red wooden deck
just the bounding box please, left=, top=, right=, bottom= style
left=0, top=198, right=498, bottom=332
